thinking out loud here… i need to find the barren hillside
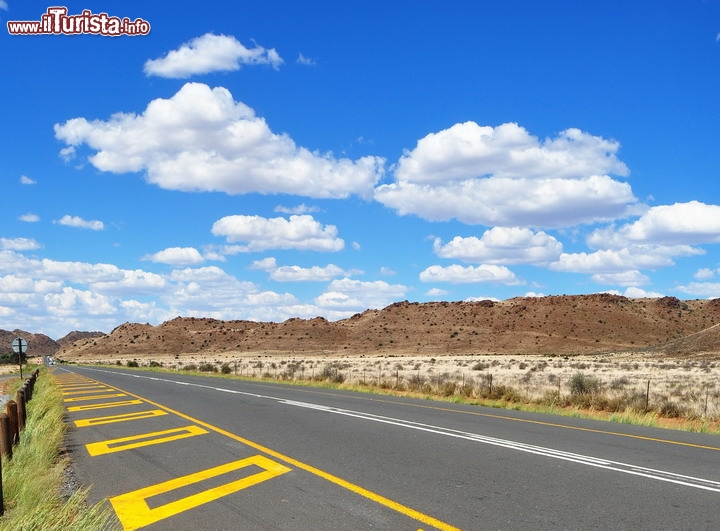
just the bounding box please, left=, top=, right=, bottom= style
left=57, top=294, right=720, bottom=361
left=0, top=329, right=59, bottom=356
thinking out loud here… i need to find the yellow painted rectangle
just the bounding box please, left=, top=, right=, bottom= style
left=74, top=409, right=167, bottom=427
left=64, top=393, right=127, bottom=402
left=110, top=455, right=291, bottom=530
left=62, top=387, right=114, bottom=396
left=68, top=399, right=144, bottom=412
left=86, top=425, right=209, bottom=456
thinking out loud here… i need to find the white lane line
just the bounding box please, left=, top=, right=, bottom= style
left=76, top=367, right=720, bottom=493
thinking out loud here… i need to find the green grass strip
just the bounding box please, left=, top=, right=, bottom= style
left=0, top=369, right=119, bottom=531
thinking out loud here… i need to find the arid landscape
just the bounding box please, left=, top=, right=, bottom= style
left=6, top=294, right=720, bottom=419
left=0, top=294, right=701, bottom=420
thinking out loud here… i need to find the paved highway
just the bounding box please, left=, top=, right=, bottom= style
left=55, top=366, right=720, bottom=530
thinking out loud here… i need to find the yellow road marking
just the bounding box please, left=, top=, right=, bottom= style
left=68, top=399, right=144, bottom=412
left=98, top=382, right=461, bottom=531
left=75, top=409, right=168, bottom=427
left=109, top=455, right=291, bottom=531
left=64, top=393, right=127, bottom=402
left=86, top=425, right=209, bottom=457
left=62, top=387, right=115, bottom=396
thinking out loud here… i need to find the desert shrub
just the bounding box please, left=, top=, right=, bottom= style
left=199, top=363, right=217, bottom=373
left=148, top=360, right=162, bottom=368
left=439, top=381, right=457, bottom=397
left=220, top=363, right=231, bottom=374
left=472, top=362, right=489, bottom=371
left=429, top=372, right=450, bottom=386
left=318, top=364, right=345, bottom=383
left=183, top=363, right=198, bottom=371
left=126, top=360, right=139, bottom=368
left=539, top=390, right=561, bottom=406
left=568, top=372, right=600, bottom=396
left=459, top=384, right=475, bottom=397
left=610, top=376, right=630, bottom=390
left=406, top=374, right=426, bottom=392
left=655, top=396, right=688, bottom=418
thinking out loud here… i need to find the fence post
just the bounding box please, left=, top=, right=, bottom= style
left=16, top=390, right=26, bottom=433
left=6, top=401, right=18, bottom=445
left=0, top=443, right=3, bottom=516
left=645, top=380, right=650, bottom=412
left=0, top=413, right=12, bottom=459
left=26, top=376, right=34, bottom=401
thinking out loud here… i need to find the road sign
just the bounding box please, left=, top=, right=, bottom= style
left=11, top=337, right=27, bottom=354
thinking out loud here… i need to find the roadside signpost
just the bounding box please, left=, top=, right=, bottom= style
left=11, top=338, right=27, bottom=378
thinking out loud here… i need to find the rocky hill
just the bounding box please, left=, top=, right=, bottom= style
left=56, top=331, right=106, bottom=348
left=0, top=329, right=59, bottom=356
left=56, top=294, right=720, bottom=360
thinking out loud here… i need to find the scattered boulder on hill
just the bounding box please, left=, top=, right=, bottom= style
left=57, top=331, right=106, bottom=348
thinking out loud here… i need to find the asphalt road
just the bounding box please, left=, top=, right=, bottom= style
left=55, top=366, right=720, bottom=530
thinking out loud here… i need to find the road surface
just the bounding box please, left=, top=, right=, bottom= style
left=55, top=366, right=720, bottom=530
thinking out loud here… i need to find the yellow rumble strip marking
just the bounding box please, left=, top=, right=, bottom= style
left=64, top=393, right=127, bottom=402
left=62, top=387, right=115, bottom=396
left=109, top=455, right=290, bottom=530
left=109, top=384, right=462, bottom=531
left=68, top=399, right=144, bottom=412
left=86, top=425, right=209, bottom=457
left=74, top=409, right=168, bottom=427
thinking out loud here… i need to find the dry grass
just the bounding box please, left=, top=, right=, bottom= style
left=0, top=370, right=118, bottom=530
left=76, top=350, right=720, bottom=431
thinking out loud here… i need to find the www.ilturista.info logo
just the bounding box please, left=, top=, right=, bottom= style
left=7, top=7, right=150, bottom=36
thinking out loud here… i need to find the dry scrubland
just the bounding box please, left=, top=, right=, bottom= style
left=81, top=352, right=720, bottom=422
left=57, top=295, right=720, bottom=424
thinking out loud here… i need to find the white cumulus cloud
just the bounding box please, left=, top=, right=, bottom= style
left=314, top=278, right=407, bottom=311
left=419, top=264, right=522, bottom=285
left=212, top=214, right=344, bottom=252
left=550, top=245, right=702, bottom=274
left=55, top=215, right=104, bottom=230
left=591, top=270, right=649, bottom=287
left=433, top=227, right=562, bottom=265
left=0, top=238, right=41, bottom=251
left=144, top=33, right=283, bottom=78
left=145, top=247, right=205, bottom=266
left=375, top=122, right=638, bottom=228
left=249, top=257, right=360, bottom=281
left=19, top=213, right=40, bottom=223
left=55, top=83, right=384, bottom=199
left=588, top=201, right=720, bottom=248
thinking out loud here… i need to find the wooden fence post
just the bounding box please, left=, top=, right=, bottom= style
left=0, top=443, right=3, bottom=516
left=0, top=413, right=12, bottom=459
left=16, top=390, right=26, bottom=432
left=5, top=401, right=18, bottom=445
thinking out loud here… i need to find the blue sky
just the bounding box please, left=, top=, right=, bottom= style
left=2, top=1, right=720, bottom=339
